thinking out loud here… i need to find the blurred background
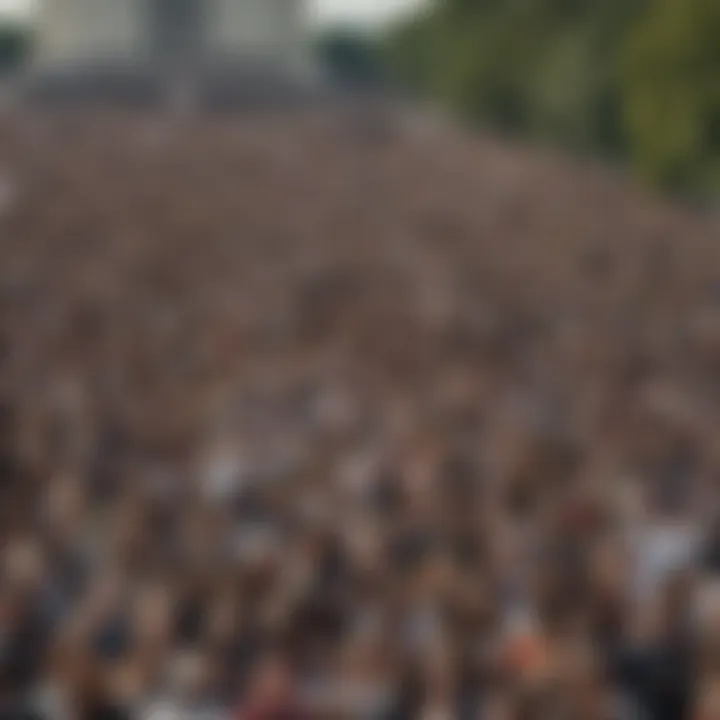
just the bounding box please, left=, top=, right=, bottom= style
left=2, top=0, right=720, bottom=191
left=1, top=2, right=720, bottom=720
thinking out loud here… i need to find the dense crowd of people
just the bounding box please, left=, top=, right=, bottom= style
left=1, top=109, right=720, bottom=720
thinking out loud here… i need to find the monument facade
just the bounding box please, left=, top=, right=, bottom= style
left=29, top=0, right=315, bottom=105
left=35, top=0, right=307, bottom=69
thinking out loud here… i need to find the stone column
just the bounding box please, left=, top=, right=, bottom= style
left=34, top=0, right=144, bottom=69
left=208, top=0, right=306, bottom=64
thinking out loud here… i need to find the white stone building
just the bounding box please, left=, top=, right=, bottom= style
left=34, top=0, right=308, bottom=73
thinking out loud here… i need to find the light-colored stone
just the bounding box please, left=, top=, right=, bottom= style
left=34, top=0, right=307, bottom=71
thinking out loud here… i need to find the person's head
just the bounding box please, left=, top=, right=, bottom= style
left=696, top=579, right=720, bottom=673
left=659, top=568, right=695, bottom=639
left=2, top=538, right=45, bottom=604
left=165, top=650, right=210, bottom=704
left=555, top=641, right=606, bottom=720
left=695, top=677, right=720, bottom=720
left=420, top=639, right=458, bottom=707
left=245, top=648, right=297, bottom=710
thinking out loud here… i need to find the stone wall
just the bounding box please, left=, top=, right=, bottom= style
left=33, top=0, right=307, bottom=70
left=34, top=0, right=143, bottom=68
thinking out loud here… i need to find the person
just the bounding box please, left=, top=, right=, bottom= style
left=234, top=651, right=307, bottom=720
left=612, top=571, right=696, bottom=720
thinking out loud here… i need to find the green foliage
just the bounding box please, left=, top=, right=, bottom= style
left=381, top=13, right=439, bottom=94
left=384, top=0, right=646, bottom=148
left=622, top=0, right=720, bottom=189
left=383, top=0, right=720, bottom=192
left=315, top=27, right=385, bottom=89
left=0, top=22, right=31, bottom=75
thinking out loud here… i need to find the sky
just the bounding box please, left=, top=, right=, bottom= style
left=310, top=0, right=428, bottom=26
left=0, top=0, right=429, bottom=26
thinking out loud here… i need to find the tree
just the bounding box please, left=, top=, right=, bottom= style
left=316, top=27, right=385, bottom=90
left=382, top=0, right=720, bottom=192
left=383, top=0, right=648, bottom=151
left=0, top=21, right=31, bottom=76
left=621, top=0, right=720, bottom=189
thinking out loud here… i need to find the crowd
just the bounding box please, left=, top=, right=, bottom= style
left=1, top=109, right=720, bottom=720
